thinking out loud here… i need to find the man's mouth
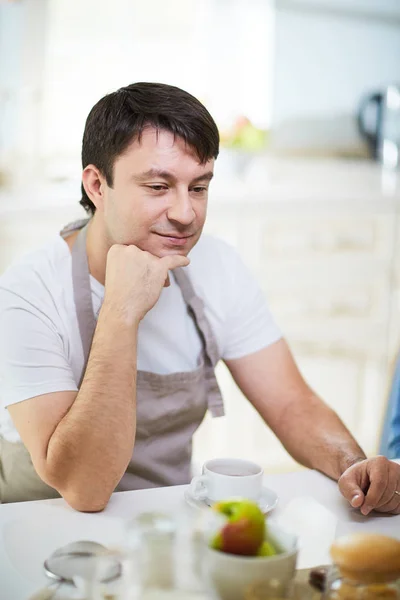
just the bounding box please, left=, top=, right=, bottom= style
left=154, top=232, right=195, bottom=246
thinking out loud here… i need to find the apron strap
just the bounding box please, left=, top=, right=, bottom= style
left=60, top=218, right=90, bottom=239
left=173, top=268, right=219, bottom=366
left=173, top=268, right=225, bottom=417
left=61, top=222, right=96, bottom=383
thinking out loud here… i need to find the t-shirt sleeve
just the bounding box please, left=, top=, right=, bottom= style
left=220, top=247, right=282, bottom=360
left=0, top=289, right=78, bottom=409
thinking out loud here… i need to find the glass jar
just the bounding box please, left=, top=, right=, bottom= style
left=326, top=573, right=399, bottom=600
left=124, top=510, right=211, bottom=599
left=325, top=533, right=400, bottom=600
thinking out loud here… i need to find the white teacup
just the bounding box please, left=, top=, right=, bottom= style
left=190, top=458, right=263, bottom=503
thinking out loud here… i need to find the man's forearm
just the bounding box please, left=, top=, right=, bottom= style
left=45, top=304, right=138, bottom=510
left=274, top=392, right=366, bottom=480
left=226, top=341, right=367, bottom=482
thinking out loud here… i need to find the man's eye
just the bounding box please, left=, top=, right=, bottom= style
left=147, top=185, right=167, bottom=192
left=192, top=186, right=208, bottom=193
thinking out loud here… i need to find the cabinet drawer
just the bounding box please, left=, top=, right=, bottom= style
left=286, top=326, right=388, bottom=360
left=265, top=284, right=388, bottom=322
left=261, top=216, right=393, bottom=260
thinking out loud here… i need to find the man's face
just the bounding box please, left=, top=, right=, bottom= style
left=99, top=128, right=214, bottom=257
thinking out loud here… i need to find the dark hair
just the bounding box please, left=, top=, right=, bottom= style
left=80, top=82, right=220, bottom=214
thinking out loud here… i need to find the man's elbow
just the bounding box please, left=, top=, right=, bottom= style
left=56, top=478, right=112, bottom=512
left=37, top=447, right=122, bottom=512
left=40, top=466, right=112, bottom=512
left=62, top=490, right=110, bottom=513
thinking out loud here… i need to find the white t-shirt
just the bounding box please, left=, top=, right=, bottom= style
left=0, top=233, right=281, bottom=442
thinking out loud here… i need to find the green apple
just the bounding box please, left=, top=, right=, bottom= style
left=257, top=540, right=277, bottom=557
left=210, top=499, right=266, bottom=556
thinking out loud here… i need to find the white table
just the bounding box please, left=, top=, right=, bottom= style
left=1, top=468, right=400, bottom=600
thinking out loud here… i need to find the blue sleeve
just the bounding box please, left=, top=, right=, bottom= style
left=380, top=355, right=400, bottom=459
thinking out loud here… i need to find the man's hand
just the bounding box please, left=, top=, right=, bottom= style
left=103, top=245, right=190, bottom=324
left=338, top=456, right=400, bottom=515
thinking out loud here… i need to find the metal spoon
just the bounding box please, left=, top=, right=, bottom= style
left=44, top=540, right=121, bottom=584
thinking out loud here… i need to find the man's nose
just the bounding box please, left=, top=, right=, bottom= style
left=167, top=191, right=196, bottom=226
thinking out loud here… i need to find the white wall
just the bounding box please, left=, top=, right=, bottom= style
left=0, top=2, right=23, bottom=166
left=0, top=0, right=49, bottom=185
left=0, top=0, right=275, bottom=189
left=272, top=0, right=400, bottom=126
left=2, top=0, right=400, bottom=181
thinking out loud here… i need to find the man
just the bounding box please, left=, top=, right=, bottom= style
left=0, top=82, right=399, bottom=513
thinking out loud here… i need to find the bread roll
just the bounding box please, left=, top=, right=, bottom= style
left=331, top=533, right=400, bottom=584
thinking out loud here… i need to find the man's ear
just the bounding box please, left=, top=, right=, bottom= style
left=82, top=165, right=107, bottom=212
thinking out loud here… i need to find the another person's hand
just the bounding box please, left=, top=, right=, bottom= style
left=338, top=456, right=400, bottom=515
left=103, top=245, right=190, bottom=324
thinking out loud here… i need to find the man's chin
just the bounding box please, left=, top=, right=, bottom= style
left=153, top=247, right=191, bottom=259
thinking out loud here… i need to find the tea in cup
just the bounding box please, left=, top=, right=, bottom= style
left=190, top=458, right=263, bottom=503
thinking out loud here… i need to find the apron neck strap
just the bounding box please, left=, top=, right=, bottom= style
left=173, top=268, right=220, bottom=367
left=60, top=218, right=90, bottom=239
left=70, top=224, right=97, bottom=374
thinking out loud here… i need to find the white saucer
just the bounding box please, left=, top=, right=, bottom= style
left=184, top=485, right=278, bottom=514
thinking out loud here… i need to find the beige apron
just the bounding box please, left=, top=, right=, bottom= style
left=0, top=220, right=224, bottom=502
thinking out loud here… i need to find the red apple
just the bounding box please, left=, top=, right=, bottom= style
left=211, top=499, right=266, bottom=556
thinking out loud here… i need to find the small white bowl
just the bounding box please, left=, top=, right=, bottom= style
left=203, top=521, right=298, bottom=600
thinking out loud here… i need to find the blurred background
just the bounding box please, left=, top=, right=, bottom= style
left=0, top=0, right=400, bottom=472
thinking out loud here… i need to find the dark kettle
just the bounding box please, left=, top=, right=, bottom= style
left=357, top=86, right=400, bottom=165
left=357, top=92, right=384, bottom=159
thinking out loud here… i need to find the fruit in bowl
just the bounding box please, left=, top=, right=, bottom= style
left=203, top=502, right=298, bottom=600
left=210, top=499, right=278, bottom=557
